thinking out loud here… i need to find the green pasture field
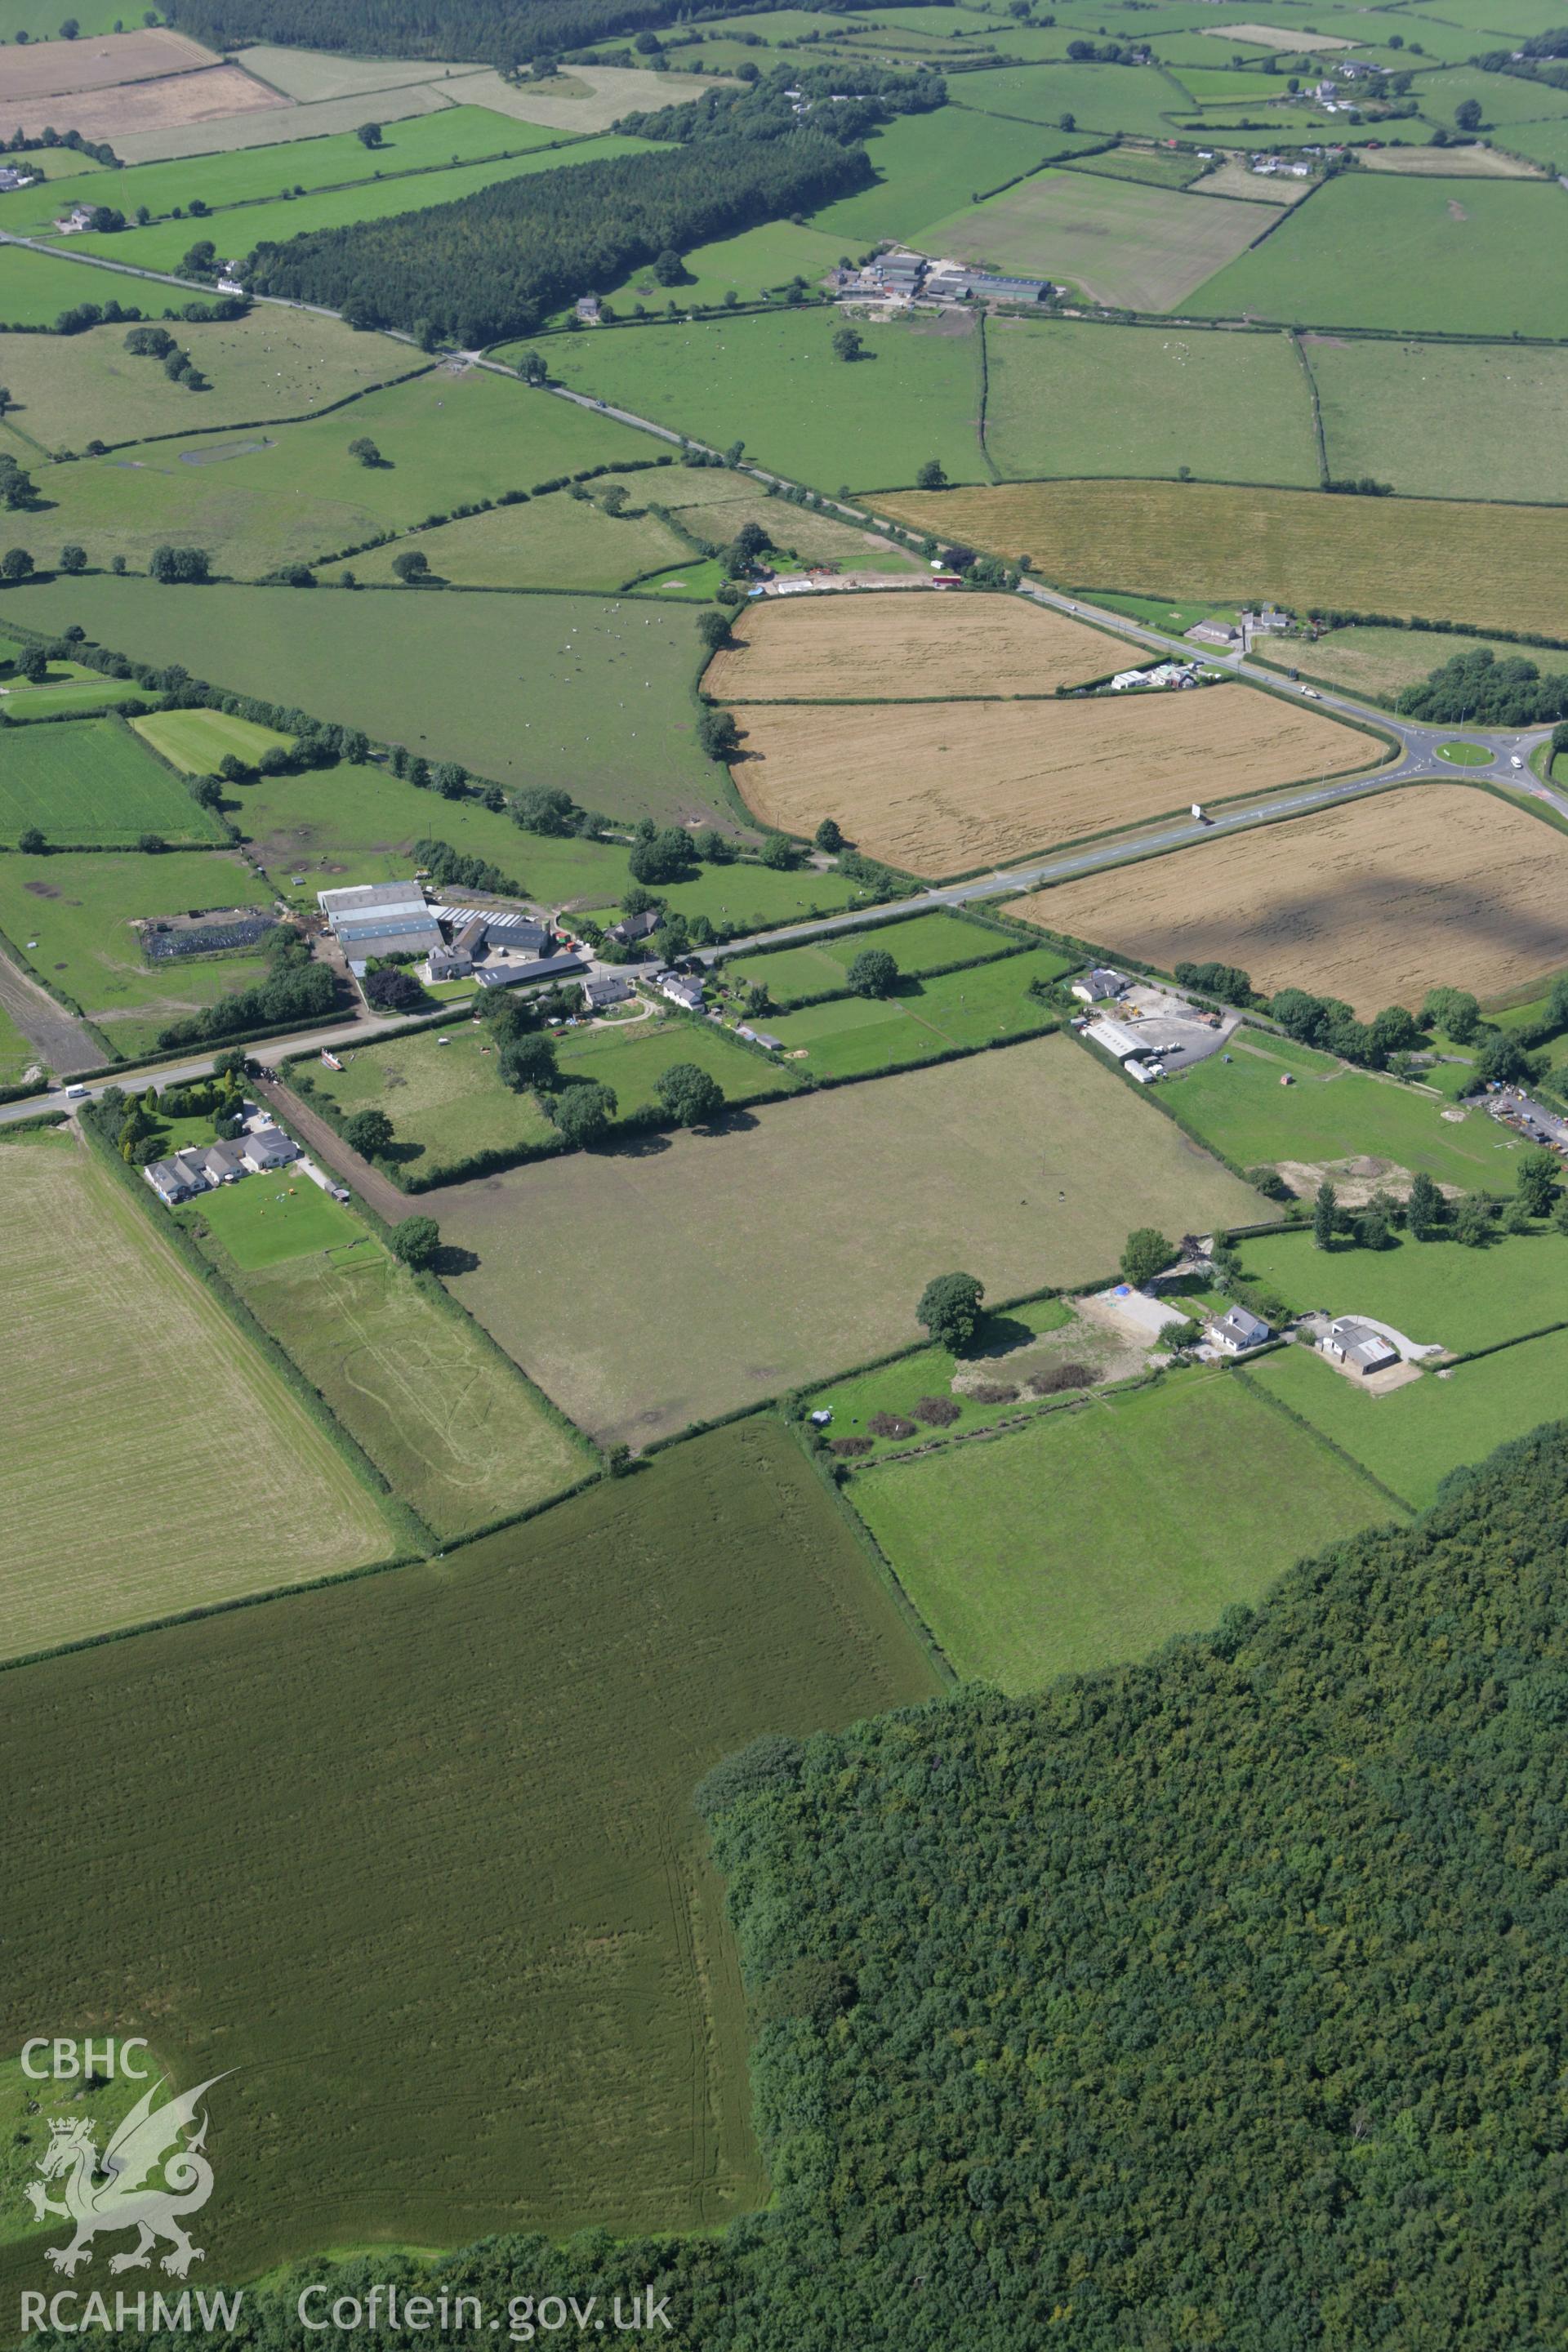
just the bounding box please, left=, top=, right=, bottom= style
left=132, top=703, right=293, bottom=770
left=947, top=62, right=1195, bottom=136
left=1410, top=64, right=1568, bottom=129
left=1059, top=146, right=1209, bottom=188
left=805, top=1293, right=1076, bottom=1462
left=653, top=474, right=923, bottom=572
left=0, top=672, right=156, bottom=719
left=760, top=949, right=1067, bottom=1076
left=849, top=1366, right=1395, bottom=1689
left=1244, top=1324, right=1568, bottom=1510
left=595, top=218, right=850, bottom=314
left=0, top=241, right=147, bottom=328
left=1488, top=115, right=1568, bottom=168
left=984, top=316, right=1318, bottom=484
left=198, top=1219, right=591, bottom=1538
left=301, top=1011, right=798, bottom=1182
left=0, top=1129, right=393, bottom=1663
left=0, top=1420, right=935, bottom=2291
left=804, top=106, right=1098, bottom=245
left=1293, top=624, right=1521, bottom=702
left=719, top=909, right=1022, bottom=1004
left=211, top=753, right=869, bottom=920
left=0, top=845, right=276, bottom=1057
left=1169, top=66, right=1286, bottom=103
left=0, top=309, right=416, bottom=457
left=1162, top=1027, right=1526, bottom=1189
left=180, top=1169, right=363, bottom=1267
left=439, top=1032, right=1271, bottom=1445
left=1089, top=586, right=1230, bottom=631
left=1305, top=336, right=1568, bottom=505
left=2, top=107, right=566, bottom=241
left=0, top=714, right=223, bottom=846
left=13, top=577, right=728, bottom=828
left=1236, top=1223, right=1568, bottom=1352
left=0, top=2060, right=150, bottom=2257
left=524, top=309, right=990, bottom=492
left=61, top=136, right=657, bottom=274
left=350, top=483, right=691, bottom=593
left=919, top=168, right=1276, bottom=311
left=0, top=0, right=126, bottom=39
left=13, top=367, right=655, bottom=580
left=1187, top=173, right=1568, bottom=336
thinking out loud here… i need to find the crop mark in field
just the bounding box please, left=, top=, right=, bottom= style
left=179, top=436, right=278, bottom=466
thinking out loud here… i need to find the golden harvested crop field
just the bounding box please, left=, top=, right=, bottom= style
left=1009, top=784, right=1568, bottom=1012
left=732, top=684, right=1371, bottom=877
left=0, top=27, right=215, bottom=102
left=705, top=590, right=1116, bottom=701
left=10, top=63, right=286, bottom=145
left=879, top=479, right=1568, bottom=640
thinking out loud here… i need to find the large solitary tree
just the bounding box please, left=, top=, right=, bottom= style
left=1120, top=1227, right=1176, bottom=1285
left=917, top=1271, right=985, bottom=1354
left=389, top=1214, right=440, bottom=1269
left=344, top=1107, right=394, bottom=1156
left=657, top=1062, right=724, bottom=1128
left=846, top=946, right=898, bottom=997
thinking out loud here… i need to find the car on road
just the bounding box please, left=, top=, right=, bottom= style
left=1299, top=687, right=1320, bottom=698
left=1511, top=755, right=1525, bottom=768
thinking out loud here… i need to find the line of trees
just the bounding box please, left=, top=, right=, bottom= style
left=1397, top=644, right=1568, bottom=728
left=247, top=132, right=871, bottom=344
left=615, top=59, right=945, bottom=145
left=154, top=924, right=336, bottom=1050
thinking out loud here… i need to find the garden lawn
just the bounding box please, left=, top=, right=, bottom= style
left=1164, top=1029, right=1523, bottom=1189
left=301, top=1013, right=798, bottom=1183
left=1059, top=147, right=1208, bottom=188
left=1236, top=1223, right=1568, bottom=1353
left=849, top=1368, right=1396, bottom=1689
left=15, top=368, right=657, bottom=580
left=917, top=168, right=1278, bottom=312
left=132, top=704, right=293, bottom=772
left=1187, top=174, right=1568, bottom=336
left=0, top=846, right=275, bottom=1057
left=0, top=715, right=222, bottom=846
left=718, top=909, right=1024, bottom=1005
left=60, top=136, right=657, bottom=273
left=805, top=105, right=1098, bottom=245
left=0, top=306, right=415, bottom=455
left=525, top=309, right=990, bottom=492
left=180, top=1169, right=364, bottom=1267
left=1, top=106, right=565, bottom=240
left=0, top=675, right=159, bottom=720
left=1241, top=1328, right=1568, bottom=1512
left=984, top=316, right=1319, bottom=485
left=437, top=1033, right=1269, bottom=1445
left=1307, top=336, right=1568, bottom=505
left=13, top=578, right=727, bottom=829
left=805, top=1294, right=1073, bottom=1460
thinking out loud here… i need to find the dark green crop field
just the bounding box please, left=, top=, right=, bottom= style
left=0, top=715, right=225, bottom=847
left=0, top=1419, right=937, bottom=2299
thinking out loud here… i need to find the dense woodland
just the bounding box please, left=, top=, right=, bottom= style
left=617, top=60, right=947, bottom=144
left=62, top=1421, right=1568, bottom=2350
left=167, top=0, right=902, bottom=69
left=1396, top=644, right=1568, bottom=728
left=247, top=132, right=871, bottom=342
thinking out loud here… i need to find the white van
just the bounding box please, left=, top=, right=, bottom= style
left=64, top=1083, right=91, bottom=1098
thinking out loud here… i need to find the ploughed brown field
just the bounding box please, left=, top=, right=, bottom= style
left=1008, top=784, right=1568, bottom=1012
left=4, top=62, right=286, bottom=144
left=731, top=683, right=1372, bottom=878
left=704, top=590, right=1117, bottom=702
left=875, top=479, right=1568, bottom=641
left=0, top=27, right=216, bottom=101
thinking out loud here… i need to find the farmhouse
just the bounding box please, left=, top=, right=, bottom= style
left=144, top=1124, right=301, bottom=1205
left=1071, top=966, right=1130, bottom=1005
left=657, top=971, right=706, bottom=1013
left=1208, top=1304, right=1272, bottom=1355
left=1321, top=1316, right=1400, bottom=1376
left=318, top=880, right=442, bottom=974
left=581, top=973, right=633, bottom=1011
left=604, top=909, right=660, bottom=951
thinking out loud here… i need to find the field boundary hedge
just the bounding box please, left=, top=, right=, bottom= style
left=1234, top=1353, right=1418, bottom=1516
left=1291, top=328, right=1330, bottom=488
left=792, top=1415, right=959, bottom=1689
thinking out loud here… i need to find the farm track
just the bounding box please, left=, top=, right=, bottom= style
left=0, top=942, right=100, bottom=1075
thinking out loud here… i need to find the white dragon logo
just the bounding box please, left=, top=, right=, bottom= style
left=25, top=2076, right=227, bottom=2278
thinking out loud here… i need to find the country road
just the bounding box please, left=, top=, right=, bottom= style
left=0, top=232, right=1562, bottom=1126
